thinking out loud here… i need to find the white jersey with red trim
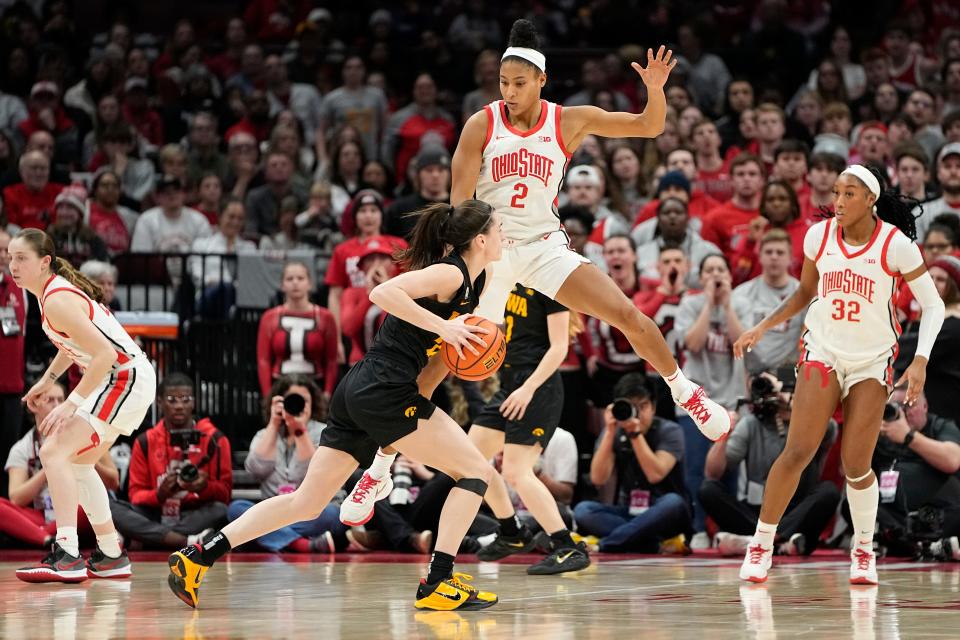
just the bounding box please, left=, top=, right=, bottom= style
left=476, top=99, right=571, bottom=241
left=39, top=274, right=144, bottom=370
left=802, top=218, right=923, bottom=362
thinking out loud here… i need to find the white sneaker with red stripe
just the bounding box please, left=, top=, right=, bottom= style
left=340, top=472, right=393, bottom=526
left=739, top=542, right=773, bottom=583
left=850, top=546, right=878, bottom=585
left=674, top=385, right=731, bottom=441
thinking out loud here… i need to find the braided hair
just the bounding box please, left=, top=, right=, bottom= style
left=866, top=165, right=921, bottom=241
left=820, top=165, right=921, bottom=241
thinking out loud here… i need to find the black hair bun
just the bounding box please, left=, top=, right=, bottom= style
left=508, top=19, right=541, bottom=50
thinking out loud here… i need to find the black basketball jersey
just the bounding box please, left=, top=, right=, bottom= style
left=502, top=283, right=567, bottom=369
left=366, top=253, right=486, bottom=375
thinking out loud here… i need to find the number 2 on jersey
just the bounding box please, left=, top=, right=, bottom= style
left=510, top=182, right=528, bottom=208
left=504, top=315, right=514, bottom=343
left=831, top=299, right=861, bottom=322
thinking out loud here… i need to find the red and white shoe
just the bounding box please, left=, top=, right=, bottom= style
left=850, top=546, right=878, bottom=585
left=739, top=542, right=773, bottom=583
left=339, top=472, right=393, bottom=526
left=675, top=385, right=731, bottom=441
left=16, top=544, right=87, bottom=583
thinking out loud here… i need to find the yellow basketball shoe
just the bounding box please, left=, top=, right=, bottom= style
left=414, top=572, right=498, bottom=611
left=167, top=545, right=210, bottom=608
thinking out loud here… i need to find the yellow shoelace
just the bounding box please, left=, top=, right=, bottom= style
left=448, top=573, right=477, bottom=593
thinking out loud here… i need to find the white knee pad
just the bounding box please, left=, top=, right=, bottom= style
left=73, top=464, right=112, bottom=525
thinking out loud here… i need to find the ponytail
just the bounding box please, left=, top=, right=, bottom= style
left=53, top=257, right=103, bottom=302
left=398, top=200, right=495, bottom=270
left=14, top=228, right=103, bottom=302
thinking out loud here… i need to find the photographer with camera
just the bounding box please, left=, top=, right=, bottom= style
left=110, top=373, right=232, bottom=548
left=870, top=387, right=960, bottom=559
left=700, top=369, right=840, bottom=556
left=573, top=374, right=691, bottom=553
left=227, top=374, right=349, bottom=553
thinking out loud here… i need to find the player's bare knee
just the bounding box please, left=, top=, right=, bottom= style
left=39, top=438, right=65, bottom=466
left=500, top=460, right=531, bottom=487
left=779, top=445, right=815, bottom=471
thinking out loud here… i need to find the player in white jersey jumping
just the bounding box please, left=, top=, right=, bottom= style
left=340, top=18, right=731, bottom=532
left=8, top=229, right=156, bottom=583
left=733, top=165, right=945, bottom=585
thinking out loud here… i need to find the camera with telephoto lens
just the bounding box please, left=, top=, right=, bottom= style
left=611, top=398, right=637, bottom=421
left=283, top=393, right=306, bottom=416
left=883, top=402, right=902, bottom=422
left=738, top=366, right=796, bottom=424
left=178, top=461, right=199, bottom=483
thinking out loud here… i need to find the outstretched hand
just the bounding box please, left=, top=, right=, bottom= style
left=631, top=46, right=677, bottom=89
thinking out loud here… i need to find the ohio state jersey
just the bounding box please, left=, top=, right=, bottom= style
left=39, top=274, right=143, bottom=369
left=803, top=218, right=923, bottom=362
left=476, top=100, right=571, bottom=241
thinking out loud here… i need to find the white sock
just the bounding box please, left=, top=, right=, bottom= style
left=753, top=520, right=777, bottom=549
left=367, top=449, right=397, bottom=480
left=96, top=532, right=122, bottom=558
left=847, top=477, right=879, bottom=548
left=56, top=526, right=79, bottom=557
left=665, top=369, right=695, bottom=402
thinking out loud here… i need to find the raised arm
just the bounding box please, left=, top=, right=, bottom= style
left=561, top=46, right=676, bottom=149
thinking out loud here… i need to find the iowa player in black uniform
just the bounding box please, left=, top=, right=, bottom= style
left=469, top=284, right=591, bottom=574
left=167, top=200, right=506, bottom=611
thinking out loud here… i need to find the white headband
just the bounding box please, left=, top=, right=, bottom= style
left=841, top=164, right=880, bottom=198
left=502, top=47, right=546, bottom=72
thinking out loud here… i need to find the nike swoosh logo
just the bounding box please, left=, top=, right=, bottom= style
left=507, top=541, right=526, bottom=548
left=435, top=589, right=463, bottom=602
left=556, top=551, right=575, bottom=564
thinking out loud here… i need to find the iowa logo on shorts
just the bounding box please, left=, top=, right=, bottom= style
left=532, top=428, right=544, bottom=437
left=404, top=406, right=417, bottom=418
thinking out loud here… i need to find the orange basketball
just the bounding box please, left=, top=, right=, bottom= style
left=441, top=317, right=506, bottom=381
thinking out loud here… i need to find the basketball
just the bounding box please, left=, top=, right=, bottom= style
left=440, top=317, right=505, bottom=381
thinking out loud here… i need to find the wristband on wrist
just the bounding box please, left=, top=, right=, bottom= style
left=903, top=431, right=916, bottom=447
left=67, top=391, right=87, bottom=406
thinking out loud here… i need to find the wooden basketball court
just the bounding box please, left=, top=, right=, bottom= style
left=0, top=553, right=957, bottom=638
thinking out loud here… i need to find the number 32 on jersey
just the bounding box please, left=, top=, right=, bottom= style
left=831, top=298, right=861, bottom=322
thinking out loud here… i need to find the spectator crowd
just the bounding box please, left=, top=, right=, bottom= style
left=1, top=0, right=960, bottom=560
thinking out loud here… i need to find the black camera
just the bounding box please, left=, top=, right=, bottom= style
left=283, top=393, right=306, bottom=416
left=168, top=428, right=201, bottom=451
left=883, top=402, right=902, bottom=422
left=740, top=366, right=796, bottom=425
left=611, top=398, right=637, bottom=421
left=178, top=462, right=199, bottom=483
